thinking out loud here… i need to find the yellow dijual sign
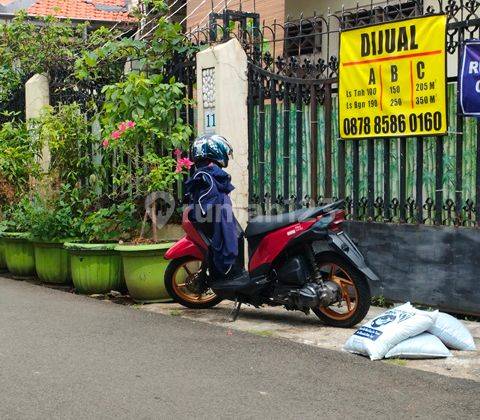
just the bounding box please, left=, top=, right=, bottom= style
left=339, top=15, right=447, bottom=139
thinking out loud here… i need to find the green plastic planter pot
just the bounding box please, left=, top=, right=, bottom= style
left=64, top=243, right=125, bottom=295
left=116, top=243, right=174, bottom=303
left=2, top=232, right=35, bottom=278
left=0, top=236, right=7, bottom=271
left=33, top=241, right=71, bottom=284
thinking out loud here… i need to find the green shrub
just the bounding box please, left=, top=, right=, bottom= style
left=79, top=202, right=139, bottom=243
left=32, top=103, right=96, bottom=186
left=29, top=190, right=83, bottom=242
left=0, top=197, right=34, bottom=232
left=0, top=118, right=40, bottom=207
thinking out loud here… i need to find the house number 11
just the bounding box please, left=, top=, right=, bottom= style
left=204, top=109, right=216, bottom=133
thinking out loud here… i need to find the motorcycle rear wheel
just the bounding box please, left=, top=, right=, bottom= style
left=164, top=257, right=223, bottom=309
left=313, top=253, right=371, bottom=328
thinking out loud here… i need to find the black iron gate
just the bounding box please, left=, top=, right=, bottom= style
left=237, top=1, right=480, bottom=228
left=221, top=1, right=480, bottom=313
left=247, top=64, right=336, bottom=214
left=0, top=76, right=28, bottom=123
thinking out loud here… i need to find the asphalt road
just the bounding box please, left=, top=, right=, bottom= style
left=0, top=277, right=479, bottom=420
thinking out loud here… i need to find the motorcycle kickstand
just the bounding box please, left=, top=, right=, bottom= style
left=227, top=298, right=242, bottom=322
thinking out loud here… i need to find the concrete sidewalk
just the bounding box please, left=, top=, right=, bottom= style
left=139, top=300, right=480, bottom=382
left=7, top=273, right=480, bottom=382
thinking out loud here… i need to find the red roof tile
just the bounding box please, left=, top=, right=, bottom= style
left=28, top=0, right=137, bottom=23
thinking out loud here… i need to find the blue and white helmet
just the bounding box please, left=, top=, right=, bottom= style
left=191, top=134, right=233, bottom=168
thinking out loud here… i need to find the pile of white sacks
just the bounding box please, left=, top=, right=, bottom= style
left=344, top=302, right=476, bottom=360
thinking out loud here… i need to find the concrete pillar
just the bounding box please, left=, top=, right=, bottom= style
left=25, top=74, right=50, bottom=171
left=196, top=38, right=249, bottom=228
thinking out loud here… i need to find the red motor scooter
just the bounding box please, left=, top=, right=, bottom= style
left=164, top=200, right=378, bottom=327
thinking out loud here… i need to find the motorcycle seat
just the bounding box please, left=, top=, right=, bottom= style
left=245, top=202, right=342, bottom=238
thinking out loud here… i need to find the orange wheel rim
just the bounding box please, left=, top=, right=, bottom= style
left=318, top=263, right=358, bottom=321
left=171, top=259, right=218, bottom=304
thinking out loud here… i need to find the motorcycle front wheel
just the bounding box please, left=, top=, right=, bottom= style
left=164, top=257, right=223, bottom=309
left=313, top=253, right=371, bottom=328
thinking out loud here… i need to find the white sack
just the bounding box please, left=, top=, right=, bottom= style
left=385, top=332, right=451, bottom=359
left=344, top=303, right=437, bottom=360
left=428, top=312, right=476, bottom=351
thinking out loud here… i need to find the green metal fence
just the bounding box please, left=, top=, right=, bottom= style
left=251, top=82, right=478, bottom=225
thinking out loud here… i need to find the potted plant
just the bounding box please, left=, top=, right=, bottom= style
left=29, top=189, right=82, bottom=284
left=1, top=199, right=36, bottom=279
left=1, top=231, right=34, bottom=279
left=28, top=101, right=120, bottom=288
left=0, top=117, right=40, bottom=277
left=72, top=6, right=195, bottom=302
left=100, top=70, right=192, bottom=302
left=64, top=202, right=138, bottom=295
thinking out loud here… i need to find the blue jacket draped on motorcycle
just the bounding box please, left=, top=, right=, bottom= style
left=184, top=163, right=239, bottom=274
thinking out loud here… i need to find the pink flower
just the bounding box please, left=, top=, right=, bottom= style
left=177, top=158, right=193, bottom=169
left=102, top=139, right=109, bottom=148
left=126, top=120, right=136, bottom=128
left=111, top=130, right=121, bottom=140
left=175, top=157, right=194, bottom=173
left=174, top=148, right=182, bottom=158
left=179, top=157, right=194, bottom=170
left=118, top=122, right=128, bottom=133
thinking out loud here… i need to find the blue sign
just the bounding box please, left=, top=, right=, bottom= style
left=460, top=40, right=480, bottom=116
